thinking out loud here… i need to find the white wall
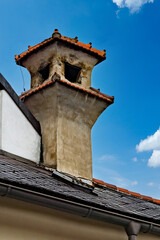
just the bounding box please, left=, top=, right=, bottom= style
left=0, top=90, right=41, bottom=163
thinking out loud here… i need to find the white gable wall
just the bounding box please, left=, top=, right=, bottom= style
left=0, top=90, right=41, bottom=163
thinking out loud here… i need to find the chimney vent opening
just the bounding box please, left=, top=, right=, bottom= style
left=39, top=64, right=50, bottom=81
left=65, top=62, right=81, bottom=83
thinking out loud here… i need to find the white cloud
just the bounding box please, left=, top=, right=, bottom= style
left=112, top=0, right=154, bottom=13
left=116, top=9, right=120, bottom=18
left=148, top=150, right=160, bottom=167
left=136, top=128, right=160, bottom=152
left=132, top=157, right=138, bottom=162
left=98, top=154, right=116, bottom=161
left=136, top=128, right=160, bottom=167
left=131, top=180, right=138, bottom=186
left=147, top=182, right=154, bottom=186
left=141, top=159, right=146, bottom=162
left=94, top=166, right=138, bottom=188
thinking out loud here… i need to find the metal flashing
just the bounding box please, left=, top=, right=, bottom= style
left=52, top=169, right=94, bottom=191
left=0, top=149, right=38, bottom=167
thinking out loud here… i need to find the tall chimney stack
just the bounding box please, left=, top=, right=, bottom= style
left=16, top=29, right=114, bottom=180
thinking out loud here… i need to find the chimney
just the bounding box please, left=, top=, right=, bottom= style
left=16, top=29, right=114, bottom=180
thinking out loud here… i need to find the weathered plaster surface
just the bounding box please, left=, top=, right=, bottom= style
left=22, top=41, right=98, bottom=89
left=0, top=90, right=41, bottom=163
left=25, top=82, right=109, bottom=179
left=22, top=39, right=111, bottom=179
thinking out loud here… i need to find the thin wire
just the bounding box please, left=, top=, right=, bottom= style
left=18, top=60, right=25, bottom=92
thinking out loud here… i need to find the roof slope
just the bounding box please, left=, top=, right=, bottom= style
left=0, top=154, right=160, bottom=224
left=20, top=78, right=114, bottom=104
left=15, top=29, right=106, bottom=65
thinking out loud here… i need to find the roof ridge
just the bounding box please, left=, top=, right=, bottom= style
left=15, top=29, right=106, bottom=64
left=20, top=78, right=114, bottom=103
left=92, top=178, right=160, bottom=205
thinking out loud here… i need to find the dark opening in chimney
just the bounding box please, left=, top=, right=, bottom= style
left=65, top=62, right=81, bottom=83
left=39, top=64, right=50, bottom=81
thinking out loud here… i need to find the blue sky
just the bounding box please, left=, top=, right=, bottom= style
left=0, top=0, right=160, bottom=198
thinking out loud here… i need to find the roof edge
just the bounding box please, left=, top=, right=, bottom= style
left=0, top=73, right=41, bottom=135
left=15, top=29, right=106, bottom=65
left=0, top=181, right=160, bottom=235
left=20, top=78, right=114, bottom=104
left=92, top=178, right=160, bottom=205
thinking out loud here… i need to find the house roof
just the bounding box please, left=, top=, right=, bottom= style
left=0, top=73, right=41, bottom=135
left=92, top=178, right=160, bottom=205
left=15, top=29, right=106, bottom=65
left=20, top=78, right=114, bottom=104
left=1, top=153, right=160, bottom=224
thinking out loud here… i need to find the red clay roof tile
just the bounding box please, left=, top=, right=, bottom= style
left=141, top=195, right=153, bottom=201
left=15, top=29, right=106, bottom=64
left=104, top=182, right=118, bottom=190
left=117, top=187, right=130, bottom=194
left=128, top=191, right=141, bottom=198
left=20, top=78, right=114, bottom=104
left=92, top=178, right=105, bottom=185
left=153, top=199, right=160, bottom=204
left=92, top=178, right=160, bottom=205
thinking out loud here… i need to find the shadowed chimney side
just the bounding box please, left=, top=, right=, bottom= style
left=16, top=30, right=114, bottom=180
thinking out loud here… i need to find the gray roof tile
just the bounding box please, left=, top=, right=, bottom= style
left=0, top=154, right=160, bottom=223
